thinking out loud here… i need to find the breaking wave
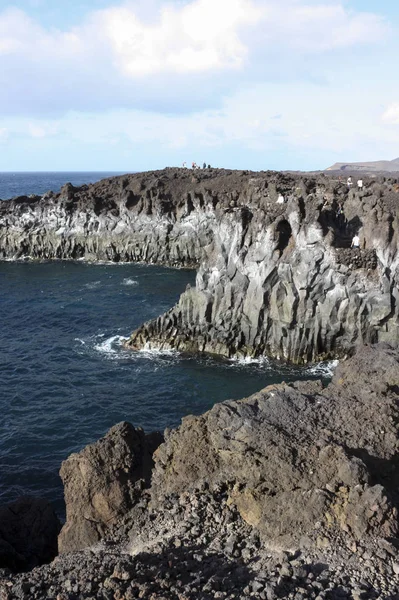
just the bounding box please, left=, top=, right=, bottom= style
left=84, top=280, right=102, bottom=289
left=94, top=334, right=127, bottom=356
left=304, top=359, right=339, bottom=378
left=122, top=278, right=139, bottom=286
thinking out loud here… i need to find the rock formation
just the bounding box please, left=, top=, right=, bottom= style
left=124, top=171, right=399, bottom=362
left=58, top=422, right=163, bottom=554
left=151, top=343, right=399, bottom=547
left=3, top=344, right=399, bottom=599
left=0, top=498, right=60, bottom=571
left=1, top=168, right=398, bottom=363
left=57, top=344, right=399, bottom=554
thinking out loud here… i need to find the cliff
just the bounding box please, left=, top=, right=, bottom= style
left=1, top=168, right=399, bottom=363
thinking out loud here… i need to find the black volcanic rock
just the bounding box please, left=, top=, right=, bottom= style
left=0, top=497, right=60, bottom=571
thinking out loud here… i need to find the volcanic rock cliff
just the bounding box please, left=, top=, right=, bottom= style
left=1, top=168, right=398, bottom=362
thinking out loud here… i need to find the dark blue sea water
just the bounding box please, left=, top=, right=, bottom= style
left=0, top=171, right=124, bottom=200
left=0, top=174, right=335, bottom=517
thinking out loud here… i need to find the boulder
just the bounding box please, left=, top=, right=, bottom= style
left=0, top=497, right=60, bottom=571
left=150, top=344, right=399, bottom=546
left=58, top=422, right=163, bottom=553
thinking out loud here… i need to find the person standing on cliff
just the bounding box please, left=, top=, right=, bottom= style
left=351, top=234, right=360, bottom=251
left=357, top=179, right=363, bottom=191
left=337, top=203, right=345, bottom=227
left=347, top=176, right=353, bottom=188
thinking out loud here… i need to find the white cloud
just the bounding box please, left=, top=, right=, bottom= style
left=0, top=1, right=390, bottom=117
left=1, top=2, right=398, bottom=173
left=263, top=4, right=387, bottom=52
left=3, top=74, right=399, bottom=171
left=99, top=0, right=262, bottom=76
left=382, top=103, right=399, bottom=125
left=92, top=1, right=389, bottom=75
left=14, top=77, right=395, bottom=156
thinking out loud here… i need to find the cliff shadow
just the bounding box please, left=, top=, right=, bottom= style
left=332, top=215, right=363, bottom=249
left=129, top=541, right=254, bottom=598
left=345, top=215, right=363, bottom=237
left=276, top=219, right=293, bottom=254
left=344, top=448, right=399, bottom=501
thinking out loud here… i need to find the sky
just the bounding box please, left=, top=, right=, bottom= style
left=0, top=0, right=398, bottom=171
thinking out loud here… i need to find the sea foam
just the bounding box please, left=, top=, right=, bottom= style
left=122, top=278, right=139, bottom=286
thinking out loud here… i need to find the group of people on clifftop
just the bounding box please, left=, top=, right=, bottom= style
left=345, top=176, right=363, bottom=190
left=182, top=161, right=212, bottom=170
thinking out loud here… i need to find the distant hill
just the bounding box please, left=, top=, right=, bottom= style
left=326, top=157, right=399, bottom=173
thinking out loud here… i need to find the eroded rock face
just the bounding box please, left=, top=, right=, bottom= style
left=125, top=172, right=399, bottom=362
left=58, top=422, right=163, bottom=553
left=0, top=497, right=60, bottom=571
left=1, top=168, right=399, bottom=362
left=150, top=344, right=399, bottom=547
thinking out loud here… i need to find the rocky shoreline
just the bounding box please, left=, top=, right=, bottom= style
left=1, top=344, right=399, bottom=598
left=1, top=169, right=399, bottom=598
left=1, top=168, right=398, bottom=363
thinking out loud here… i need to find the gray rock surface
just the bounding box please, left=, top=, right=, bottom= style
left=0, top=498, right=60, bottom=571
left=4, top=487, right=399, bottom=599
left=125, top=171, right=399, bottom=362
left=58, top=422, right=163, bottom=554
left=1, top=168, right=399, bottom=363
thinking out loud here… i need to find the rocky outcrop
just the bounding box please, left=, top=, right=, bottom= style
left=1, top=168, right=399, bottom=362
left=58, top=422, right=163, bottom=554
left=57, top=345, right=399, bottom=554
left=0, top=173, right=204, bottom=267
left=150, top=344, right=399, bottom=547
left=124, top=172, right=399, bottom=362
left=2, top=345, right=399, bottom=599
left=0, top=497, right=60, bottom=571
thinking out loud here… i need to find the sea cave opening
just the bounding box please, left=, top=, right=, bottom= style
left=276, top=220, right=292, bottom=253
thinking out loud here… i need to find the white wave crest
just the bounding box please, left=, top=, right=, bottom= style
left=122, top=278, right=139, bottom=286
left=84, top=281, right=101, bottom=289
left=229, top=355, right=271, bottom=367
left=139, top=343, right=178, bottom=357
left=304, top=359, right=339, bottom=377
left=94, top=335, right=126, bottom=355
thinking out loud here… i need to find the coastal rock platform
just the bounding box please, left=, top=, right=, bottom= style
left=1, top=168, right=399, bottom=363
left=1, top=169, right=399, bottom=597
left=1, top=344, right=399, bottom=599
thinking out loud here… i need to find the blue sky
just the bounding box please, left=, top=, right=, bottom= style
left=0, top=0, right=398, bottom=171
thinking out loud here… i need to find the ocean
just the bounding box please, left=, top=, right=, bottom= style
left=0, top=171, right=124, bottom=200
left=0, top=173, right=335, bottom=516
